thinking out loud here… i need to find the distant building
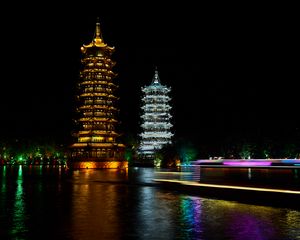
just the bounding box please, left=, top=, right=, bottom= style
left=70, top=20, right=126, bottom=169
left=138, top=68, right=173, bottom=163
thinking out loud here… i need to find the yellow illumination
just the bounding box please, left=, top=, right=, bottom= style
left=79, top=137, right=91, bottom=142
left=92, top=137, right=104, bottom=142
left=73, top=161, right=128, bottom=169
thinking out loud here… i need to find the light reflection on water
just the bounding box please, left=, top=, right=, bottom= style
left=0, top=166, right=299, bottom=240
left=11, top=166, right=27, bottom=237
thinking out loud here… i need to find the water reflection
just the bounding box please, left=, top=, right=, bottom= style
left=0, top=166, right=299, bottom=240
left=1, top=165, right=6, bottom=193
left=71, top=169, right=121, bottom=239
left=179, top=196, right=203, bottom=239
left=11, top=165, right=27, bottom=239
left=248, top=168, right=252, bottom=179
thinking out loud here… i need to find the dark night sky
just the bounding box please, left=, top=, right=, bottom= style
left=0, top=3, right=299, bottom=150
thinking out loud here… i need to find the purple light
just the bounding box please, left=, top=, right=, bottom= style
left=223, top=161, right=272, bottom=166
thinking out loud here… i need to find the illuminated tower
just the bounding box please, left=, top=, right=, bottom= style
left=138, top=69, right=173, bottom=161
left=70, top=21, right=127, bottom=169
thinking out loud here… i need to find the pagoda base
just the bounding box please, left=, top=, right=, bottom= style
left=69, top=160, right=128, bottom=169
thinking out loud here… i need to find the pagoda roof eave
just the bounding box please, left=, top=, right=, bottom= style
left=82, top=42, right=115, bottom=51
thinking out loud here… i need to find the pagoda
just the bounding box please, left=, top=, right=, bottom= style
left=138, top=68, right=173, bottom=163
left=70, top=20, right=127, bottom=169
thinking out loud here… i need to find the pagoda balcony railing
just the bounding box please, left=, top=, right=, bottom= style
left=78, top=130, right=117, bottom=134
left=79, top=81, right=118, bottom=90
left=84, top=62, right=112, bottom=68
left=82, top=68, right=114, bottom=74
left=141, top=122, right=173, bottom=127
left=82, top=113, right=114, bottom=118
left=141, top=124, right=172, bottom=128
left=141, top=115, right=172, bottom=119
left=141, top=123, right=173, bottom=128
left=141, top=117, right=172, bottom=121
left=141, top=110, right=171, bottom=115
left=141, top=112, right=172, bottom=115
left=140, top=132, right=173, bottom=136
left=140, top=135, right=173, bottom=139
left=140, top=120, right=172, bottom=124
left=141, top=114, right=172, bottom=120
left=142, top=102, right=171, bottom=105
left=140, top=141, right=171, bottom=146
left=141, top=126, right=173, bottom=130
left=81, top=100, right=115, bottom=105
left=141, top=105, right=171, bottom=110
left=142, top=89, right=171, bottom=94
left=142, top=98, right=170, bottom=101
left=141, top=121, right=172, bottom=125
left=80, top=97, right=115, bottom=103
left=80, top=93, right=115, bottom=99
left=80, top=78, right=112, bottom=84
left=79, top=118, right=116, bottom=123
left=140, top=129, right=173, bottom=135
left=82, top=89, right=113, bottom=94
left=79, top=126, right=115, bottom=131
left=143, top=98, right=170, bottom=101
left=78, top=117, right=117, bottom=122
left=77, top=139, right=117, bottom=144
left=142, top=96, right=170, bottom=100
left=141, top=120, right=172, bottom=124
left=79, top=105, right=117, bottom=110
left=141, top=130, right=173, bottom=134
left=139, top=145, right=165, bottom=150
left=84, top=100, right=114, bottom=107
left=141, top=131, right=173, bottom=136
left=141, top=114, right=171, bottom=118
left=142, top=101, right=170, bottom=105
left=140, top=137, right=173, bottom=141
left=82, top=56, right=112, bottom=62
left=141, top=111, right=171, bottom=115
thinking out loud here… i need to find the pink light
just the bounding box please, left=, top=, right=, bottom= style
left=223, top=161, right=272, bottom=166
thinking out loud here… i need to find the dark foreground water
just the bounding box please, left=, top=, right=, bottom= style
left=0, top=166, right=300, bottom=240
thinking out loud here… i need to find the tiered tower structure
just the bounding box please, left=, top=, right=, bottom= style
left=70, top=21, right=127, bottom=169
left=138, top=69, right=173, bottom=161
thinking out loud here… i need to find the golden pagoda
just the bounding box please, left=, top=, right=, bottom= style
left=70, top=20, right=127, bottom=169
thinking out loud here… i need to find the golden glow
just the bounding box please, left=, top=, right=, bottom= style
left=73, top=161, right=128, bottom=169
left=92, top=137, right=104, bottom=142
left=79, top=137, right=91, bottom=142
left=81, top=162, right=97, bottom=169
left=79, top=131, right=90, bottom=135
left=70, top=21, right=125, bottom=169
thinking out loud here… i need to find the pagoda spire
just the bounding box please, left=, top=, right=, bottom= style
left=152, top=66, right=160, bottom=84
left=95, top=17, right=102, bottom=39
left=81, top=19, right=114, bottom=51
left=87, top=17, right=107, bottom=48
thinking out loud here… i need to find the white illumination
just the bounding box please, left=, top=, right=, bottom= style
left=138, top=69, right=173, bottom=158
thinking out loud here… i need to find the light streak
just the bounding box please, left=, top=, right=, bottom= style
left=153, top=179, right=300, bottom=194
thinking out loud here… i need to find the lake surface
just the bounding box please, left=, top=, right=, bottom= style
left=0, top=165, right=300, bottom=240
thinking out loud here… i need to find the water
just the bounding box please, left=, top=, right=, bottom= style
left=0, top=165, right=300, bottom=240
